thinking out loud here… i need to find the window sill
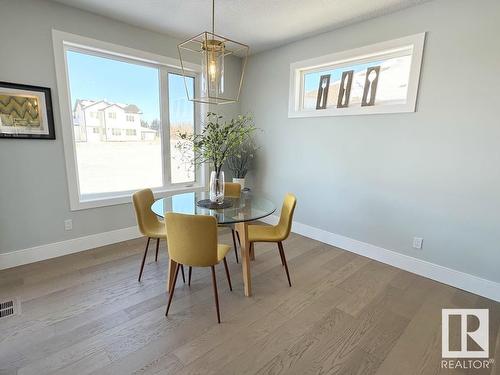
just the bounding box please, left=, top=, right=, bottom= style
left=288, top=101, right=415, bottom=118
left=70, top=184, right=205, bottom=211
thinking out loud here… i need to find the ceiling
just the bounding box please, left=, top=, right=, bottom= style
left=52, top=0, right=428, bottom=53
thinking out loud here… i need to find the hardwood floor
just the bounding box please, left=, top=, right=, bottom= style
left=0, top=229, right=498, bottom=374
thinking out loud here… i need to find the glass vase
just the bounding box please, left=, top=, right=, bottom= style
left=209, top=171, right=225, bottom=204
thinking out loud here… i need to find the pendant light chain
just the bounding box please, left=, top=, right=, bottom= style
left=212, top=0, right=215, bottom=35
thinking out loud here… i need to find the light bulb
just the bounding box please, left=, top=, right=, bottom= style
left=209, top=60, right=217, bottom=81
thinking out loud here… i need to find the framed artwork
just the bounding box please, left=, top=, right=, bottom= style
left=361, top=66, right=380, bottom=107
left=315, top=74, right=331, bottom=110
left=337, top=70, right=354, bottom=108
left=0, top=81, right=55, bottom=140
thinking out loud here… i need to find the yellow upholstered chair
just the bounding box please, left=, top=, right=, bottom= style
left=247, top=193, right=297, bottom=287
left=223, top=182, right=242, bottom=263
left=132, top=189, right=185, bottom=282
left=164, top=212, right=232, bottom=323
left=224, top=182, right=241, bottom=198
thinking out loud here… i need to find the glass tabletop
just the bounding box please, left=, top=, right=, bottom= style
left=151, top=191, right=276, bottom=225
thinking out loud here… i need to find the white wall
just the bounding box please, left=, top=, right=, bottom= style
left=0, top=0, right=241, bottom=256
left=240, top=0, right=500, bottom=284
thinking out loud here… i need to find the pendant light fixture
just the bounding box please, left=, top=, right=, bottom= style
left=177, top=0, right=249, bottom=104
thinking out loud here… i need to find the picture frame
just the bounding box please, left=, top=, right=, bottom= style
left=0, top=81, right=55, bottom=140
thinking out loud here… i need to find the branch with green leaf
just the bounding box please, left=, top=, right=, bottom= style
left=176, top=112, right=257, bottom=177
left=227, top=140, right=258, bottom=178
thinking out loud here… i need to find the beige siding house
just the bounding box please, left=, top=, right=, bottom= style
left=73, top=99, right=150, bottom=142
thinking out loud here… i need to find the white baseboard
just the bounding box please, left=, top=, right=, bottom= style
left=2, top=217, right=499, bottom=302
left=261, top=215, right=500, bottom=302
left=0, top=226, right=141, bottom=270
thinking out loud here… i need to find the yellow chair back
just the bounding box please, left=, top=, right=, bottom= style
left=224, top=182, right=241, bottom=198
left=276, top=193, right=297, bottom=240
left=132, top=189, right=159, bottom=236
left=165, top=212, right=218, bottom=267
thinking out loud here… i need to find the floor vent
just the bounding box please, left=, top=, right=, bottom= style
left=0, top=299, right=19, bottom=319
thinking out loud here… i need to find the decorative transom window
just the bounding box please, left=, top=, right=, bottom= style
left=289, top=33, right=425, bottom=118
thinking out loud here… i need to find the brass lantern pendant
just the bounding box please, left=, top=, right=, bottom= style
left=178, top=0, right=249, bottom=105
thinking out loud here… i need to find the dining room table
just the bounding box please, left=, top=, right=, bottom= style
left=151, top=190, right=276, bottom=297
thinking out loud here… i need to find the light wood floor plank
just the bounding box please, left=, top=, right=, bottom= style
left=0, top=230, right=498, bottom=375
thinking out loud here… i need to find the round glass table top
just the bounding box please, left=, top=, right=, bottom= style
left=151, top=191, right=276, bottom=225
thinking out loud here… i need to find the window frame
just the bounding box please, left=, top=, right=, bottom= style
left=52, top=30, right=207, bottom=211
left=288, top=33, right=426, bottom=118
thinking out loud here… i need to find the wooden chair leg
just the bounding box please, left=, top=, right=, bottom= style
left=231, top=229, right=239, bottom=263
left=250, top=242, right=255, bottom=261
left=155, top=238, right=160, bottom=262
left=223, top=258, right=232, bottom=291
left=277, top=242, right=285, bottom=266
left=138, top=237, right=150, bottom=282
left=278, top=242, right=292, bottom=287
left=188, top=266, right=192, bottom=286
left=210, top=265, right=221, bottom=323
left=165, top=263, right=180, bottom=316
left=180, top=265, right=186, bottom=283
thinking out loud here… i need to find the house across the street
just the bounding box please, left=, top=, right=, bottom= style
left=73, top=99, right=156, bottom=142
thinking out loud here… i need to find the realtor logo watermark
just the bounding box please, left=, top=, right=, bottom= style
left=441, top=309, right=494, bottom=370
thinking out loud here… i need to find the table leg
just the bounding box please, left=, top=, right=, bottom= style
left=167, top=258, right=178, bottom=293
left=235, top=222, right=252, bottom=296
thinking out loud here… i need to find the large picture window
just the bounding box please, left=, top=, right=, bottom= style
left=66, top=50, right=164, bottom=196
left=53, top=30, right=203, bottom=210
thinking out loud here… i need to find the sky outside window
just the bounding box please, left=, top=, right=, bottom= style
left=66, top=50, right=161, bottom=123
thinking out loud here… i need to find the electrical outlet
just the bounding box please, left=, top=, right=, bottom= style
left=413, top=237, right=423, bottom=249
left=64, top=219, right=73, bottom=231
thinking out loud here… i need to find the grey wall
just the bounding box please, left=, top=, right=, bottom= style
left=0, top=0, right=240, bottom=254
left=240, top=0, right=500, bottom=283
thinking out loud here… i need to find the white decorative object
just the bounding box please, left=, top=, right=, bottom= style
left=233, top=177, right=245, bottom=190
